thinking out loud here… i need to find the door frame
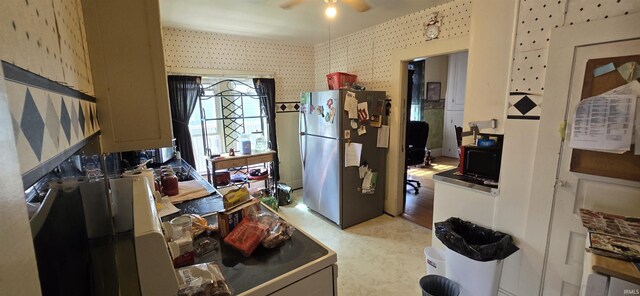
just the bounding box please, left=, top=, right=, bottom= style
left=386, top=35, right=469, bottom=216
left=524, top=13, right=640, bottom=293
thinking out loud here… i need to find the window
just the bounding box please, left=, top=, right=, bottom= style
left=188, top=77, right=267, bottom=175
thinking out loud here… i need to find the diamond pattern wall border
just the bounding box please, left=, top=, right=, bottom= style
left=507, top=92, right=542, bottom=120
left=3, top=62, right=99, bottom=175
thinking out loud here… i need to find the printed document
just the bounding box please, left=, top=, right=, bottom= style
left=601, top=81, right=640, bottom=154
left=377, top=125, right=389, bottom=148
left=570, top=94, right=636, bottom=152
left=345, top=142, right=362, bottom=167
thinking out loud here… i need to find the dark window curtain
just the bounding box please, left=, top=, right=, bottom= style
left=168, top=75, right=201, bottom=168
left=253, top=78, right=279, bottom=182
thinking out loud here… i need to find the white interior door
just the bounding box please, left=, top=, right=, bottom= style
left=542, top=38, right=640, bottom=296
left=445, top=51, right=468, bottom=111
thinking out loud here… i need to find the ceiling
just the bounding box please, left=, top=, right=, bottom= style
left=160, top=0, right=451, bottom=45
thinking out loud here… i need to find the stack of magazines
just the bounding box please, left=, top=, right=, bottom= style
left=579, top=209, right=640, bottom=262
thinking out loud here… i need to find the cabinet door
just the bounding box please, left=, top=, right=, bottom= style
left=445, top=51, right=468, bottom=111
left=82, top=0, right=172, bottom=153
left=269, top=265, right=336, bottom=296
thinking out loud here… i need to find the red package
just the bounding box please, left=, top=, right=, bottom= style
left=223, top=218, right=268, bottom=257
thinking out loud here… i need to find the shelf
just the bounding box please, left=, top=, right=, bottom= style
left=214, top=177, right=270, bottom=189
left=207, top=151, right=275, bottom=189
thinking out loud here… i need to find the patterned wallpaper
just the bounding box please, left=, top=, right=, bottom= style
left=507, top=0, right=640, bottom=119
left=314, top=0, right=472, bottom=91
left=0, top=0, right=98, bottom=179
left=163, top=27, right=315, bottom=103
left=0, top=0, right=93, bottom=95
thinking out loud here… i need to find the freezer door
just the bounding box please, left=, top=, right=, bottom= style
left=302, top=135, right=341, bottom=226
left=304, top=91, right=340, bottom=139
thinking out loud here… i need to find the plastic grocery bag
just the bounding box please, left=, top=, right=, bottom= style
left=223, top=218, right=269, bottom=257
left=435, top=217, right=519, bottom=261
left=175, top=263, right=233, bottom=296
left=276, top=182, right=292, bottom=206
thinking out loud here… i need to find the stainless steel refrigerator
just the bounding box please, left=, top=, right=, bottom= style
left=299, top=90, right=387, bottom=229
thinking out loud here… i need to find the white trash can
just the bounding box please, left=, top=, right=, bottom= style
left=444, top=247, right=504, bottom=296
left=424, top=247, right=446, bottom=276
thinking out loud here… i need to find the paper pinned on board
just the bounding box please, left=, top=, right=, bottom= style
left=345, top=142, right=362, bottom=167
left=594, top=63, right=616, bottom=77
left=377, top=125, right=390, bottom=148
left=570, top=94, right=636, bottom=152
left=617, top=62, right=640, bottom=82
left=602, top=80, right=640, bottom=155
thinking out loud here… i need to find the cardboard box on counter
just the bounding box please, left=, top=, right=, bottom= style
left=217, top=198, right=260, bottom=238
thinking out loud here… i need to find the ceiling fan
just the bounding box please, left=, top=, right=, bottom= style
left=279, top=0, right=371, bottom=13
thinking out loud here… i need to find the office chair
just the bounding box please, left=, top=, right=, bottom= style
left=405, top=121, right=429, bottom=193
left=455, top=125, right=463, bottom=161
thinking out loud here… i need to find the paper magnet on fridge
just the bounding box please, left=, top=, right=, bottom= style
left=350, top=120, right=358, bottom=129
left=329, top=108, right=336, bottom=123
left=357, top=125, right=367, bottom=135
left=357, top=102, right=369, bottom=123
left=370, top=115, right=382, bottom=127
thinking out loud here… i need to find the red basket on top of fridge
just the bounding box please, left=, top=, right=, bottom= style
left=326, top=72, right=357, bottom=90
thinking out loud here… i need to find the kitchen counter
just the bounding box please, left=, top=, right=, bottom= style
left=433, top=168, right=499, bottom=195
left=162, top=158, right=223, bottom=217
left=162, top=160, right=337, bottom=295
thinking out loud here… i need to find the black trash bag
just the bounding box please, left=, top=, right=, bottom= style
left=435, top=217, right=519, bottom=262
left=276, top=182, right=292, bottom=206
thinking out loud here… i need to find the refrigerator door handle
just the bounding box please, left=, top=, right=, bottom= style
left=299, top=113, right=307, bottom=169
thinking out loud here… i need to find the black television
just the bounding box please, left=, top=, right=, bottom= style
left=460, top=146, right=502, bottom=182
left=459, top=134, right=504, bottom=182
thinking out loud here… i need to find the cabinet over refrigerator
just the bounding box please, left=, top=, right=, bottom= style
left=299, top=90, right=387, bottom=229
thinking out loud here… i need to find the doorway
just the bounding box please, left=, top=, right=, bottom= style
left=402, top=51, right=468, bottom=229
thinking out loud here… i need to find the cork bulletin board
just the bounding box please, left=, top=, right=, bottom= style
left=570, top=55, right=640, bottom=182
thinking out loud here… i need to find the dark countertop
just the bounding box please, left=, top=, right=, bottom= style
left=196, top=214, right=330, bottom=295
left=162, top=160, right=334, bottom=295
left=162, top=158, right=224, bottom=218
left=433, top=168, right=499, bottom=194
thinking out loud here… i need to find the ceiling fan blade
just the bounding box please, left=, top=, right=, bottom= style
left=341, top=0, right=371, bottom=12
left=279, top=0, right=306, bottom=9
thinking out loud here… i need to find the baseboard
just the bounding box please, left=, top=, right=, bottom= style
left=280, top=178, right=302, bottom=190
left=429, top=148, right=443, bottom=158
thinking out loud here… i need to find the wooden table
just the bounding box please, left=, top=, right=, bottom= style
left=207, top=150, right=276, bottom=189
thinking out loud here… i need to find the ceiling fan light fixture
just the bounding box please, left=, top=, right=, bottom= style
left=325, top=5, right=337, bottom=18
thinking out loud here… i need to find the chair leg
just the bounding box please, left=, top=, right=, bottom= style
left=407, top=179, right=421, bottom=188
left=406, top=180, right=420, bottom=193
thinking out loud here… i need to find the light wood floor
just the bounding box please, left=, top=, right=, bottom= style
left=402, top=156, right=459, bottom=229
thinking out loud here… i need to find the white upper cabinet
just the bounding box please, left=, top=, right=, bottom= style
left=82, top=0, right=173, bottom=153
left=445, top=51, right=468, bottom=111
